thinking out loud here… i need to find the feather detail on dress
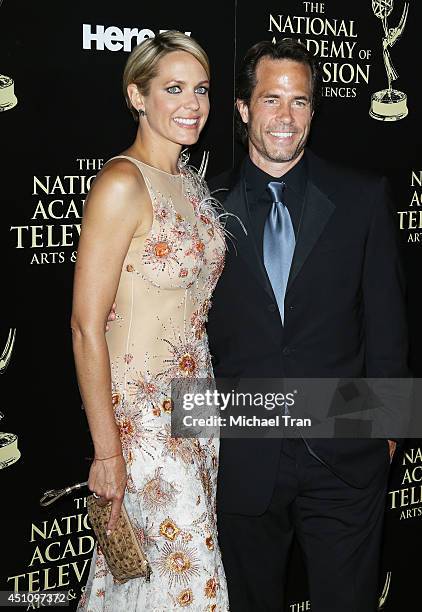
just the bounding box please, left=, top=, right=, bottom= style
left=179, top=150, right=247, bottom=251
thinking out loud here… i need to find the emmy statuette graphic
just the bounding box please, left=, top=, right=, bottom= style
left=0, top=329, right=21, bottom=470
left=370, top=0, right=409, bottom=121
left=378, top=571, right=392, bottom=609
left=0, top=1, right=18, bottom=113
left=0, top=75, right=18, bottom=112
left=0, top=327, right=15, bottom=372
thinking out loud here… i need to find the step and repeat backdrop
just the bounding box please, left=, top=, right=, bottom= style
left=1, top=1, right=421, bottom=610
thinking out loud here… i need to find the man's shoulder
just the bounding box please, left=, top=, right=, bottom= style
left=307, top=149, right=385, bottom=192
left=308, top=151, right=394, bottom=219
left=208, top=169, right=235, bottom=192
left=208, top=164, right=243, bottom=198
left=207, top=150, right=388, bottom=201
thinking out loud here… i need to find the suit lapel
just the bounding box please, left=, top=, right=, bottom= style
left=222, top=174, right=275, bottom=301
left=214, top=151, right=337, bottom=301
left=286, top=179, right=336, bottom=293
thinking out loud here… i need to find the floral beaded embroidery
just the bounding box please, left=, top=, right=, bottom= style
left=77, top=157, right=229, bottom=611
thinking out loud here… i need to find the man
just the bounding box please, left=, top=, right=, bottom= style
left=207, top=39, right=408, bottom=612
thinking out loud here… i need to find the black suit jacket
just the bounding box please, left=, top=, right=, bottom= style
left=207, top=149, right=409, bottom=515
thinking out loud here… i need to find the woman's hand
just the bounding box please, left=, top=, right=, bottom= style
left=88, top=454, right=127, bottom=535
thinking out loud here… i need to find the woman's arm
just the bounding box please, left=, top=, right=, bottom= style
left=71, top=159, right=149, bottom=533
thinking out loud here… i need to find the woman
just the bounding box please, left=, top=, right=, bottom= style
left=71, top=31, right=229, bottom=611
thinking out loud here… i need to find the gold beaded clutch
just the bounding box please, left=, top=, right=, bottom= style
left=86, top=495, right=151, bottom=583
left=40, top=483, right=151, bottom=584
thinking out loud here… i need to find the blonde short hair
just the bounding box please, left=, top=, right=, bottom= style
left=123, top=30, right=210, bottom=122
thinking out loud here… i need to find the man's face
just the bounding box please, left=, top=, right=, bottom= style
left=237, top=58, right=313, bottom=174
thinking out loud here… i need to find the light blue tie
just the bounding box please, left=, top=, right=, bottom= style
left=263, top=181, right=295, bottom=324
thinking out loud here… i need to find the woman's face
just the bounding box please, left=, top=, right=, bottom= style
left=141, top=50, right=210, bottom=147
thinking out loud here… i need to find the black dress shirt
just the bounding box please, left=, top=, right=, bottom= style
left=244, top=153, right=308, bottom=257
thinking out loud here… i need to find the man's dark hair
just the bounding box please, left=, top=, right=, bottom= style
left=235, top=38, right=321, bottom=146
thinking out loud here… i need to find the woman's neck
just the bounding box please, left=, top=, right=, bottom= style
left=125, top=130, right=182, bottom=176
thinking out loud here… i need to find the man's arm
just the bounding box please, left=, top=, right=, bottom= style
left=362, top=176, right=410, bottom=451
left=362, top=176, right=408, bottom=376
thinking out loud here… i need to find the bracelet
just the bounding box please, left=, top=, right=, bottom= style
left=94, top=452, right=123, bottom=461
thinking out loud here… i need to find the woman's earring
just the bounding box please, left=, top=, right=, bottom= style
left=138, top=108, right=146, bottom=118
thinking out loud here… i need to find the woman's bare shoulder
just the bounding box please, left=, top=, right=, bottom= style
left=92, top=157, right=148, bottom=200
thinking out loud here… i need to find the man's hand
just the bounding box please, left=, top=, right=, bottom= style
left=388, top=439, right=397, bottom=463
left=105, top=302, right=116, bottom=332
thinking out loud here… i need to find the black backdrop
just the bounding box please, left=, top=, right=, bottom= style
left=1, top=1, right=421, bottom=609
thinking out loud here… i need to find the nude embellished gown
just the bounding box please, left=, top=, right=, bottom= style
left=77, top=156, right=229, bottom=611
